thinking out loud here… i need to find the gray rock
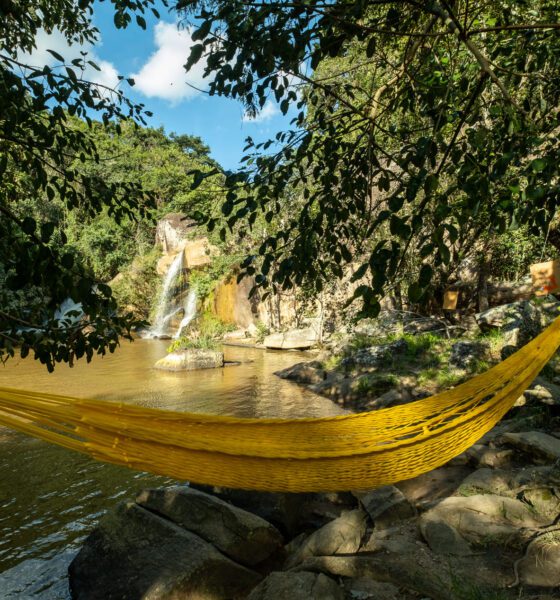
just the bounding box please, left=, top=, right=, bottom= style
left=500, top=431, right=560, bottom=461
left=449, top=340, right=488, bottom=370
left=466, top=445, right=514, bottom=469
left=524, top=377, right=560, bottom=406
left=343, top=578, right=400, bottom=600
left=154, top=349, right=224, bottom=371
left=356, top=485, right=415, bottom=526
left=69, top=502, right=260, bottom=600
left=136, top=487, right=283, bottom=567
left=419, top=495, right=545, bottom=548
left=263, top=328, right=318, bottom=350
left=340, top=339, right=408, bottom=369
left=475, top=301, right=544, bottom=356
left=247, top=571, right=343, bottom=600
left=285, top=510, right=366, bottom=568
left=458, top=468, right=514, bottom=496
left=420, top=518, right=473, bottom=556
left=274, top=361, right=326, bottom=385
left=518, top=538, right=560, bottom=587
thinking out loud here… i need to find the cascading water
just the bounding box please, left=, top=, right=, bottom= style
left=174, top=289, right=197, bottom=339
left=147, top=252, right=196, bottom=338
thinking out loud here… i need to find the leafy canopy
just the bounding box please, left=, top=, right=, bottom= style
left=0, top=0, right=165, bottom=369
left=180, top=0, right=560, bottom=315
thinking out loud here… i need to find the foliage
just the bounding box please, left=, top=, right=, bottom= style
left=110, top=248, right=161, bottom=319
left=354, top=372, right=399, bottom=396
left=0, top=0, right=166, bottom=369
left=168, top=310, right=234, bottom=352
left=188, top=253, right=243, bottom=299
left=254, top=321, right=270, bottom=344
left=181, top=0, right=560, bottom=315
left=167, top=334, right=219, bottom=352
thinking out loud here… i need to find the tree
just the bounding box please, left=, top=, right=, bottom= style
left=0, top=0, right=164, bottom=369
left=180, top=0, right=560, bottom=316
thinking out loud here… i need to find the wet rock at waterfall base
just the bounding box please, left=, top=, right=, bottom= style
left=136, top=487, right=283, bottom=567
left=68, top=502, right=260, bottom=600
left=154, top=349, right=224, bottom=371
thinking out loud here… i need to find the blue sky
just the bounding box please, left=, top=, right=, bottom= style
left=23, top=3, right=294, bottom=170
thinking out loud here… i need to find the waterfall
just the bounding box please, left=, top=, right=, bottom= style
left=173, top=289, right=197, bottom=339
left=146, top=252, right=197, bottom=339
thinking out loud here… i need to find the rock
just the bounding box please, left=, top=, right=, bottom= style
left=518, top=538, right=560, bottom=587
left=69, top=502, right=260, bottom=600
left=465, top=445, right=514, bottom=469
left=458, top=468, right=514, bottom=496
left=136, top=487, right=283, bottom=567
left=191, top=486, right=357, bottom=538
left=343, top=578, right=401, bottom=600
left=154, top=349, right=224, bottom=371
left=275, top=361, right=327, bottom=385
left=183, top=237, right=215, bottom=269
left=285, top=510, right=367, bottom=568
left=355, top=485, right=415, bottom=526
left=500, top=431, right=560, bottom=461
left=155, top=213, right=195, bottom=254
left=449, top=340, right=488, bottom=370
left=403, top=316, right=447, bottom=335
left=247, top=571, right=343, bottom=600
left=419, top=495, right=545, bottom=548
left=263, top=328, right=319, bottom=350
left=475, top=301, right=544, bottom=356
left=523, top=377, right=560, bottom=406
left=521, top=488, right=560, bottom=520
left=420, top=518, right=473, bottom=556
left=340, top=339, right=408, bottom=370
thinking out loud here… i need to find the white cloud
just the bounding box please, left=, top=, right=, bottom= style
left=242, top=101, right=280, bottom=123
left=132, top=22, right=208, bottom=104
left=17, top=29, right=120, bottom=90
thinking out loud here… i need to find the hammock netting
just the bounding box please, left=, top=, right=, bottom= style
left=1, top=317, right=559, bottom=492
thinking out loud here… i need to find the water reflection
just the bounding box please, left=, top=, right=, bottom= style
left=0, top=340, right=343, bottom=598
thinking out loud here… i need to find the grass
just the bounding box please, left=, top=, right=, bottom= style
left=418, top=366, right=463, bottom=389
left=167, top=334, right=220, bottom=353
left=353, top=373, right=399, bottom=395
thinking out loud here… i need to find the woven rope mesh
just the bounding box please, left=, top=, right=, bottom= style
left=1, top=317, right=559, bottom=491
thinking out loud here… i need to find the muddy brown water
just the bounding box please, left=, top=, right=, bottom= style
left=0, top=340, right=342, bottom=598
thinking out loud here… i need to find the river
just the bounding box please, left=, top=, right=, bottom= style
left=0, top=340, right=343, bottom=598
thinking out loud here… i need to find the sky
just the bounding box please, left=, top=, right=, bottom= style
left=20, top=3, right=294, bottom=171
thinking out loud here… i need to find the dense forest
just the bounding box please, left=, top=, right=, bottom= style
left=1, top=0, right=559, bottom=369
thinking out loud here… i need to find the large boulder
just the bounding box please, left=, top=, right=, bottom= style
left=449, top=340, right=489, bottom=370
left=263, top=328, right=319, bottom=350
left=500, top=431, right=560, bottom=462
left=340, top=339, right=408, bottom=370
left=285, top=510, right=366, bottom=568
left=136, top=487, right=283, bottom=567
left=475, top=300, right=544, bottom=355
left=247, top=571, right=343, bottom=600
left=69, top=502, right=261, bottom=600
left=155, top=213, right=195, bottom=254
left=518, top=538, right=560, bottom=587
left=275, top=361, right=327, bottom=385
left=355, top=485, right=415, bottom=527
left=419, top=494, right=545, bottom=551
left=154, top=349, right=224, bottom=371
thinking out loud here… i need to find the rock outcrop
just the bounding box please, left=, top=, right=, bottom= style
left=154, top=349, right=224, bottom=371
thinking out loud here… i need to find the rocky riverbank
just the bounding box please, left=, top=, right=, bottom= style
left=68, top=299, right=560, bottom=598
left=69, top=414, right=560, bottom=599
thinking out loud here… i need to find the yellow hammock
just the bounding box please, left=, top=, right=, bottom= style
left=1, top=317, right=559, bottom=493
